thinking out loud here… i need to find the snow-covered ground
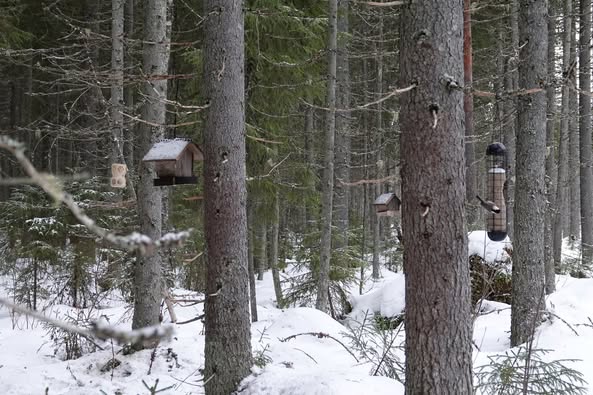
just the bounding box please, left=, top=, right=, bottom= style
left=1, top=233, right=592, bottom=394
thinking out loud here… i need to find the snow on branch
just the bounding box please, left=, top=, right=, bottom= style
left=0, top=296, right=174, bottom=344
left=0, top=136, right=191, bottom=256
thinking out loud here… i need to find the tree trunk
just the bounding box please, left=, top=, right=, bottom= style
left=203, top=1, right=253, bottom=392
left=399, top=1, right=473, bottom=392
left=511, top=0, right=547, bottom=347
left=544, top=3, right=557, bottom=294
left=111, top=0, right=136, bottom=199
left=464, top=0, right=477, bottom=229
left=247, top=203, right=258, bottom=322
left=316, top=0, right=338, bottom=313
left=333, top=0, right=351, bottom=251
left=257, top=221, right=266, bottom=281
left=504, top=0, right=519, bottom=242
left=372, top=23, right=383, bottom=280
left=569, top=16, right=580, bottom=241
left=124, top=0, right=135, bottom=171
left=554, top=0, right=573, bottom=271
left=131, top=0, right=169, bottom=337
left=270, top=191, right=283, bottom=307
left=580, top=0, right=593, bottom=269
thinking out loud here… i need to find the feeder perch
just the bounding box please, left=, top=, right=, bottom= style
left=142, top=139, right=204, bottom=186
left=373, top=192, right=401, bottom=217
left=485, top=142, right=507, bottom=241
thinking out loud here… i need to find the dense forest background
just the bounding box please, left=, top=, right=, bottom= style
left=1, top=0, right=592, bottom=393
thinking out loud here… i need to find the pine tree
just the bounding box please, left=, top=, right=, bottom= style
left=399, top=0, right=473, bottom=392
left=202, top=0, right=253, bottom=393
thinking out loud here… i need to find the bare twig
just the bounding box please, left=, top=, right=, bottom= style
left=362, top=1, right=406, bottom=7
left=279, top=332, right=359, bottom=363
left=177, top=314, right=205, bottom=325
left=339, top=174, right=396, bottom=186
left=304, top=83, right=417, bottom=112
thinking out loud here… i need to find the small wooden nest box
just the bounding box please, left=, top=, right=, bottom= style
left=142, top=139, right=204, bottom=186
left=373, top=192, right=401, bottom=217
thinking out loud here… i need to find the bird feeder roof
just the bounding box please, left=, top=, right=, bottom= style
left=374, top=192, right=399, bottom=206
left=142, top=139, right=204, bottom=162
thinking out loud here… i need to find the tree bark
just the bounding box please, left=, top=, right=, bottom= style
left=544, top=3, right=557, bottom=294
left=511, top=0, right=547, bottom=347
left=203, top=1, right=252, bottom=392
left=247, top=202, right=258, bottom=322
left=131, top=0, right=170, bottom=338
left=569, top=18, right=580, bottom=241
left=124, top=0, right=135, bottom=170
left=399, top=1, right=473, bottom=392
left=333, top=0, right=351, bottom=251
left=257, top=221, right=266, bottom=281
left=503, top=0, right=519, bottom=242
left=316, top=0, right=338, bottom=313
left=554, top=0, right=572, bottom=272
left=372, top=31, right=383, bottom=280
left=464, top=0, right=477, bottom=229
left=580, top=0, right=593, bottom=269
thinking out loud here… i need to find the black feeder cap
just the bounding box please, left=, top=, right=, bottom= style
left=488, top=231, right=507, bottom=242
left=486, top=142, right=506, bottom=156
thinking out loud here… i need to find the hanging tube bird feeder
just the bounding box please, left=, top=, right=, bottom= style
left=482, top=142, right=507, bottom=241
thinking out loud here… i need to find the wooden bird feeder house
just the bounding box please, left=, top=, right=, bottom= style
left=485, top=142, right=507, bottom=241
left=373, top=192, right=401, bottom=217
left=142, top=139, right=204, bottom=186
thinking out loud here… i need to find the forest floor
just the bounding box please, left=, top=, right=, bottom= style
left=1, top=232, right=592, bottom=394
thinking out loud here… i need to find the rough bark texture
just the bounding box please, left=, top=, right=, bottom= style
left=399, top=1, right=473, bottom=393
left=316, top=0, right=338, bottom=313
left=463, top=0, right=477, bottom=229
left=580, top=0, right=593, bottom=267
left=131, top=0, right=169, bottom=335
left=203, top=1, right=253, bottom=393
left=333, top=0, right=351, bottom=250
left=554, top=0, right=572, bottom=270
left=544, top=4, right=557, bottom=294
left=511, top=0, right=547, bottom=347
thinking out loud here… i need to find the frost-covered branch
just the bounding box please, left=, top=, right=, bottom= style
left=0, top=297, right=174, bottom=344
left=0, top=136, right=191, bottom=256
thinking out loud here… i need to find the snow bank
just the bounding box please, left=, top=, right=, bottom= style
left=348, top=272, right=405, bottom=323
left=468, top=230, right=511, bottom=263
